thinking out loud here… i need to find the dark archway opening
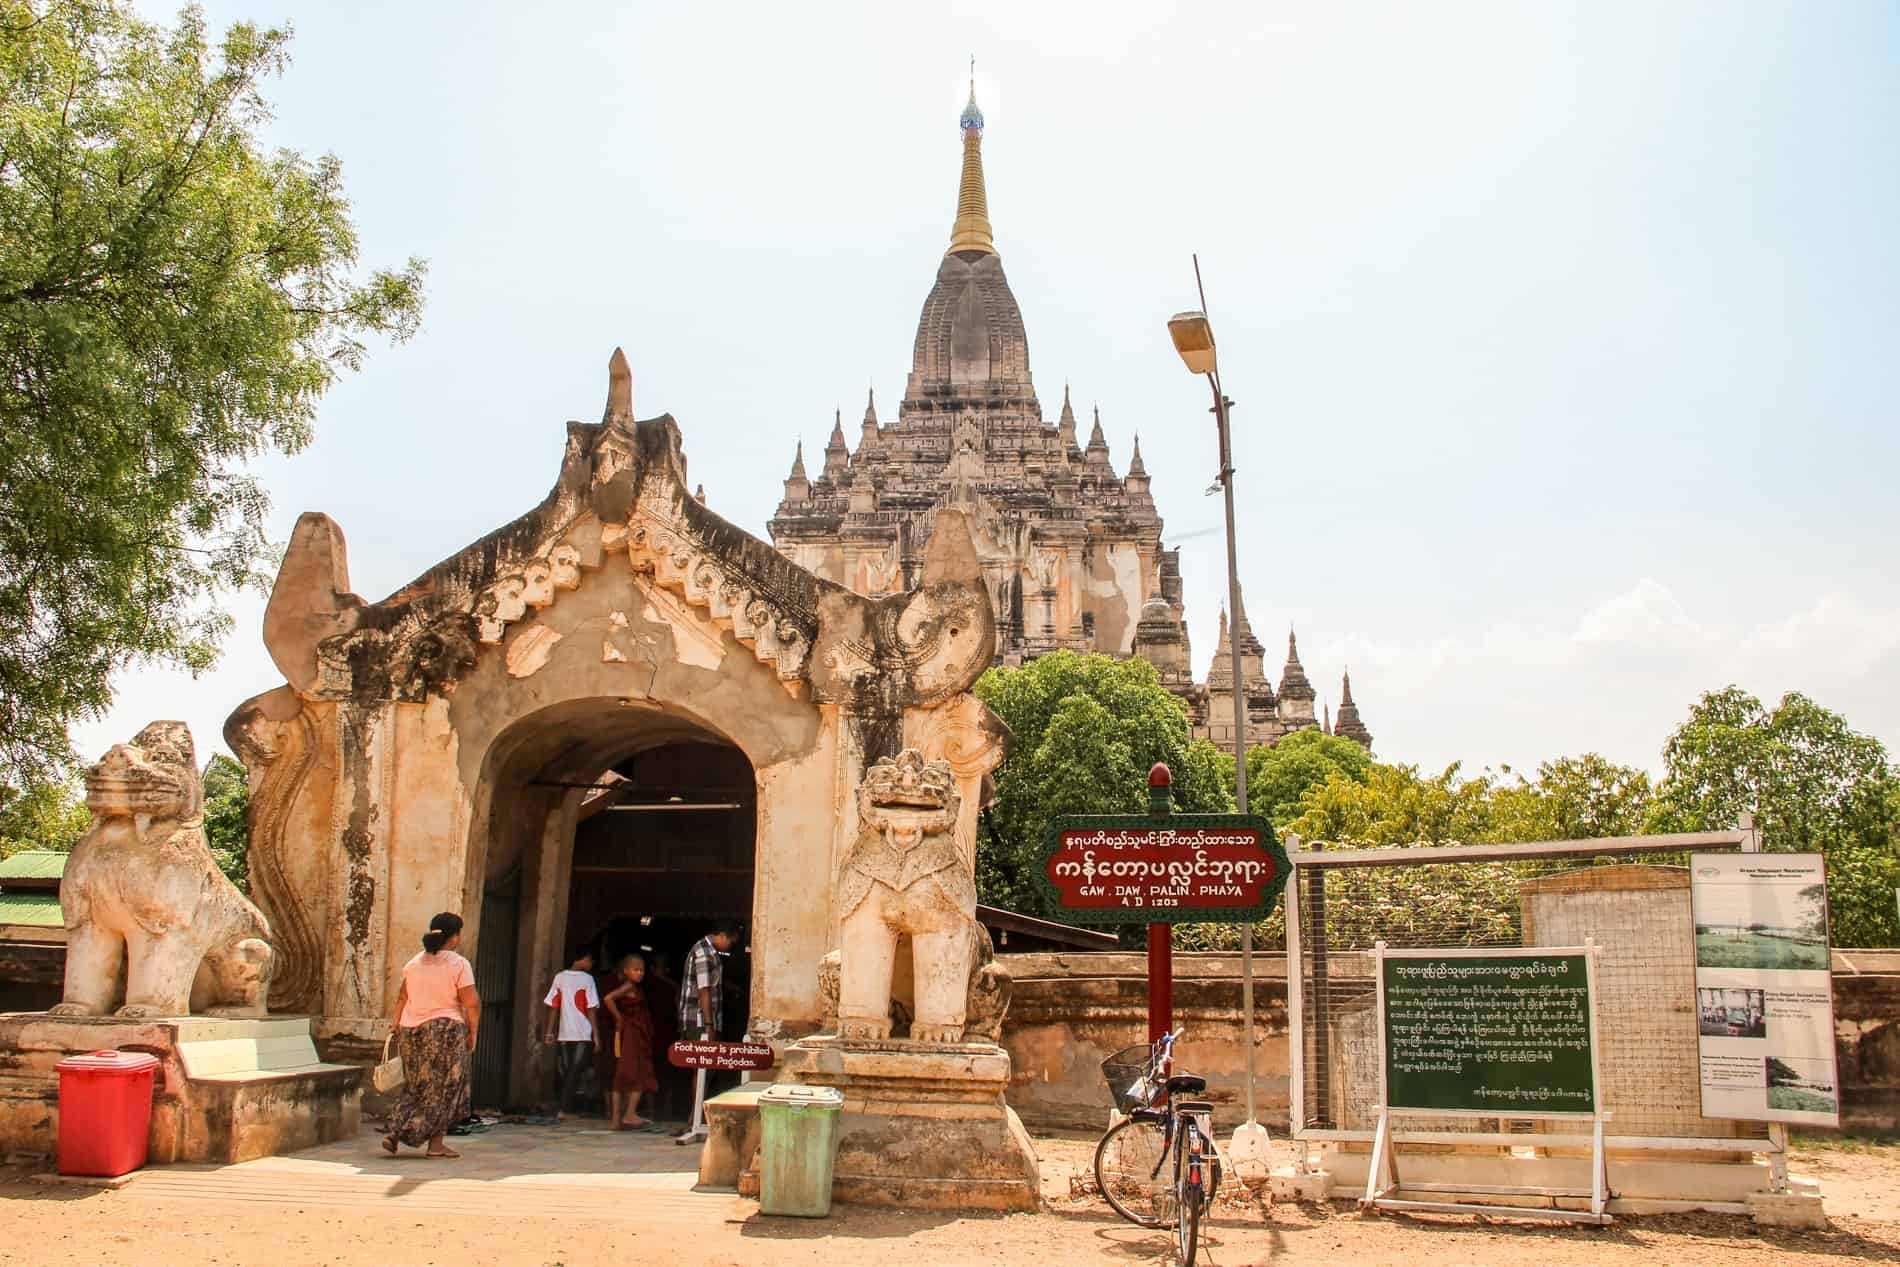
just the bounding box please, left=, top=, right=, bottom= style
left=562, top=740, right=754, bottom=1122
left=466, top=700, right=759, bottom=1114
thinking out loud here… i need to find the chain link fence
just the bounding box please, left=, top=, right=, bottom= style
left=1285, top=828, right=1774, bottom=1148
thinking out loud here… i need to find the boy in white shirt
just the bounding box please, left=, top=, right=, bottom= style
left=543, top=948, right=600, bottom=1120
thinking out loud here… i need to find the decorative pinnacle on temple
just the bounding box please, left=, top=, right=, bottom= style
left=788, top=441, right=807, bottom=480
left=1341, top=666, right=1357, bottom=707
left=1087, top=405, right=1108, bottom=450
left=1128, top=433, right=1147, bottom=476
left=1279, top=627, right=1316, bottom=701
left=947, top=74, right=996, bottom=256
left=603, top=347, right=633, bottom=425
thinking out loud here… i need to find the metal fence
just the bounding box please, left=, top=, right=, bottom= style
left=1284, top=825, right=1778, bottom=1157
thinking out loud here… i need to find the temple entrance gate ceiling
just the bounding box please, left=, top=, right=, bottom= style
left=224, top=350, right=1011, bottom=1063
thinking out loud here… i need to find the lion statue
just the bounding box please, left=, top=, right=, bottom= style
left=834, top=748, right=1004, bottom=1044
left=51, top=721, right=274, bottom=1020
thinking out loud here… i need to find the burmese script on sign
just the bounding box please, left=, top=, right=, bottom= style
left=1381, top=953, right=1597, bottom=1114
left=1046, top=826, right=1278, bottom=911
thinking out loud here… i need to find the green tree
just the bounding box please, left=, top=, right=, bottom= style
left=1240, top=728, right=1373, bottom=827
left=1484, top=754, right=1654, bottom=844
left=1648, top=688, right=1899, bottom=946
left=201, top=753, right=248, bottom=891
left=0, top=774, right=87, bottom=858
left=0, top=2, right=425, bottom=796
left=973, top=651, right=1233, bottom=924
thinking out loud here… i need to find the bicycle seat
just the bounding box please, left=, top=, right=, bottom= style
left=1130, top=1107, right=1167, bottom=1124
left=1166, top=1074, right=1208, bottom=1096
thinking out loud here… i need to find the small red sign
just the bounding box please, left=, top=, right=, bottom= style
left=667, top=1040, right=775, bottom=1071
left=1044, top=821, right=1281, bottom=918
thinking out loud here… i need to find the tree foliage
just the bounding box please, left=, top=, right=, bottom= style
left=0, top=1, right=425, bottom=796
left=1240, top=728, right=1372, bottom=826
left=973, top=651, right=1232, bottom=927
left=1647, top=688, right=1900, bottom=946
left=0, top=771, right=85, bottom=857
left=201, top=751, right=247, bottom=891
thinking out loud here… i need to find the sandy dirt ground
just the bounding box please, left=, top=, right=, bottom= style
left=1, top=1131, right=1896, bottom=1266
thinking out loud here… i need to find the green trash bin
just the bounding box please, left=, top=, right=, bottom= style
left=757, top=1082, right=845, bottom=1217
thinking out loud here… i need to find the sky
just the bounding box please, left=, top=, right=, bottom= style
left=83, top=0, right=1900, bottom=780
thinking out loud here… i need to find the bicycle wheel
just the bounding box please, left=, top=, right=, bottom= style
left=1094, top=1116, right=1175, bottom=1228
left=1176, top=1126, right=1205, bottom=1267
left=1177, top=1179, right=1202, bottom=1267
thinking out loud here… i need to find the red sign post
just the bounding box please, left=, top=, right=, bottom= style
left=1038, top=764, right=1289, bottom=1041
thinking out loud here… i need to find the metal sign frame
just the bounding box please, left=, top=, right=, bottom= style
left=1362, top=940, right=1613, bottom=1224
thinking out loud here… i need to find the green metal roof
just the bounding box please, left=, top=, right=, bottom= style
left=0, top=892, right=62, bottom=927
left=0, top=851, right=69, bottom=881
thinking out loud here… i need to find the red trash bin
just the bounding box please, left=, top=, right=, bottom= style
left=56, top=1050, right=161, bottom=1177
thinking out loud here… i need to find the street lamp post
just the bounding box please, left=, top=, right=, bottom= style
left=1168, top=264, right=1266, bottom=1156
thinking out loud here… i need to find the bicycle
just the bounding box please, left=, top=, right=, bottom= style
left=1094, top=1028, right=1221, bottom=1266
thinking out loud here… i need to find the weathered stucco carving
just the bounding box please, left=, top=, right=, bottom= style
left=53, top=722, right=274, bottom=1019
left=835, top=750, right=982, bottom=1043
left=223, top=687, right=323, bottom=1014
left=223, top=349, right=1014, bottom=1082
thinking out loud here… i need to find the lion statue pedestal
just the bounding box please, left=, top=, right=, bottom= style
left=0, top=723, right=362, bottom=1166
left=773, top=747, right=1038, bottom=1212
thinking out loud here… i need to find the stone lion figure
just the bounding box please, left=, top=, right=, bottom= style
left=835, top=748, right=994, bottom=1044
left=51, top=721, right=274, bottom=1020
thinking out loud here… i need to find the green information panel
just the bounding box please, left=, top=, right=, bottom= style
left=1380, top=950, right=1597, bottom=1116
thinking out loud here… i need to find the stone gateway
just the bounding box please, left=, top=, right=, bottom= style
left=221, top=350, right=1015, bottom=1113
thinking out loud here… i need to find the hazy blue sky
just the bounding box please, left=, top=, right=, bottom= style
left=86, top=1, right=1900, bottom=782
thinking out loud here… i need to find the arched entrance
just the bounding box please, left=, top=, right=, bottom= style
left=463, top=699, right=757, bottom=1108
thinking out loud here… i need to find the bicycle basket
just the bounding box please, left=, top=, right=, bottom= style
left=1101, top=1042, right=1160, bottom=1112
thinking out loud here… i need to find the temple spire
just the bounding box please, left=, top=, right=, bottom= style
left=782, top=440, right=810, bottom=504
left=1334, top=666, right=1373, bottom=749
left=859, top=385, right=879, bottom=452
left=1128, top=433, right=1148, bottom=476
left=1278, top=626, right=1317, bottom=720
left=823, top=407, right=849, bottom=480
left=947, top=77, right=996, bottom=256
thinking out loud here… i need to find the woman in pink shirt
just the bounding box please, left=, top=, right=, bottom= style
left=382, top=911, right=481, bottom=1159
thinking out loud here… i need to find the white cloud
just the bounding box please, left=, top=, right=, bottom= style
left=1296, top=581, right=1900, bottom=775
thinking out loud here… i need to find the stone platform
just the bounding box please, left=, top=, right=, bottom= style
left=769, top=1035, right=1040, bottom=1211
left=0, top=1012, right=361, bottom=1165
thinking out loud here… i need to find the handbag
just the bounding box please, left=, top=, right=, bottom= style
left=372, top=1032, right=405, bottom=1093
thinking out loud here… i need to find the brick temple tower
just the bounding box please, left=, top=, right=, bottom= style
left=766, top=80, right=1372, bottom=751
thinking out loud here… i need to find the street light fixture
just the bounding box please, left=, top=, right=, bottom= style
left=1167, top=262, right=1267, bottom=1162
left=1167, top=311, right=1218, bottom=375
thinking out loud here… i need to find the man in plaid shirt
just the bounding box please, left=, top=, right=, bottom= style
left=675, top=920, right=740, bottom=1145
left=679, top=920, right=738, bottom=1039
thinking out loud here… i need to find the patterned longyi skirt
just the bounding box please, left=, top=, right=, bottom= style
left=388, top=1017, right=471, bottom=1147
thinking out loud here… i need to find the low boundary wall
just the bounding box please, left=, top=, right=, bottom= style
left=996, top=949, right=1900, bottom=1135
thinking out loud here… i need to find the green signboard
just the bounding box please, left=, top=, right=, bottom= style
left=1380, top=949, right=1598, bottom=1117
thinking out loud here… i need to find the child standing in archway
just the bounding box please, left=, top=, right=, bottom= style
left=542, top=948, right=600, bottom=1121
left=603, top=953, right=659, bottom=1130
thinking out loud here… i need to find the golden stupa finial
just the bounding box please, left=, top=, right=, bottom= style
left=947, top=59, right=996, bottom=257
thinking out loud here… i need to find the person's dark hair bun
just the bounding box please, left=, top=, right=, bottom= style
left=422, top=911, right=464, bottom=954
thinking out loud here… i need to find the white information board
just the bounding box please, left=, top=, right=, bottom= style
left=1691, top=852, right=1840, bottom=1127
